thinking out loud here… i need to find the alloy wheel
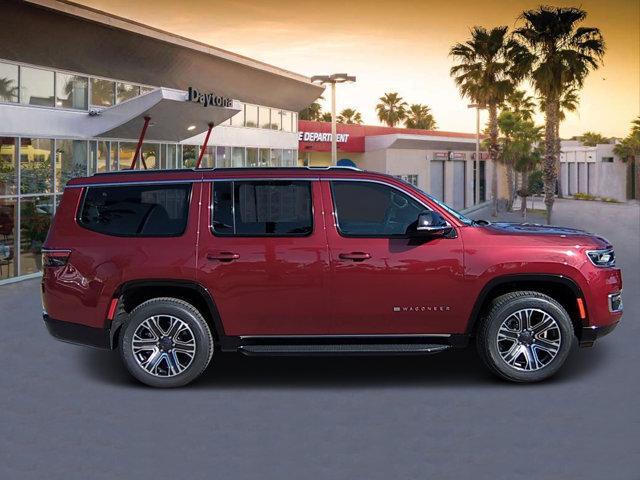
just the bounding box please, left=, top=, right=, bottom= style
left=496, top=308, right=562, bottom=371
left=131, top=315, right=197, bottom=377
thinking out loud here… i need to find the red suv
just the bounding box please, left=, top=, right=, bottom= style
left=41, top=167, right=623, bottom=387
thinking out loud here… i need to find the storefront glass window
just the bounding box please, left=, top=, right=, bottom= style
left=270, top=110, right=282, bottom=130
left=292, top=113, right=298, bottom=132
left=0, top=62, right=19, bottom=103
left=269, top=149, right=282, bottom=166
left=118, top=142, right=137, bottom=170
left=116, top=82, right=140, bottom=103
left=90, top=141, right=112, bottom=174
left=198, top=146, right=214, bottom=169
left=216, top=146, right=231, bottom=168
left=259, top=149, right=270, bottom=167
left=141, top=144, right=160, bottom=169
left=91, top=78, right=115, bottom=107
left=140, top=86, right=155, bottom=95
left=245, top=105, right=258, bottom=128
left=55, top=73, right=88, bottom=110
left=19, top=196, right=52, bottom=275
left=182, top=145, right=197, bottom=168
left=0, top=197, right=17, bottom=280
left=20, top=66, right=54, bottom=107
left=246, top=148, right=259, bottom=167
left=259, top=107, right=271, bottom=129
left=20, top=138, right=53, bottom=194
left=164, top=144, right=178, bottom=169
left=282, top=111, right=292, bottom=132
left=56, top=140, right=88, bottom=191
left=0, top=137, right=17, bottom=196
left=282, top=149, right=294, bottom=167
left=230, top=104, right=244, bottom=127
left=232, top=147, right=245, bottom=167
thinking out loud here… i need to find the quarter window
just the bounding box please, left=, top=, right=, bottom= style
left=212, top=180, right=312, bottom=236
left=79, top=184, right=191, bottom=237
left=331, top=181, right=426, bottom=237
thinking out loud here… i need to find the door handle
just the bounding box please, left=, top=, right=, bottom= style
left=338, top=252, right=371, bottom=262
left=207, top=252, right=240, bottom=262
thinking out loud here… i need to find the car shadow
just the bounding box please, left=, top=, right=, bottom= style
left=78, top=342, right=613, bottom=390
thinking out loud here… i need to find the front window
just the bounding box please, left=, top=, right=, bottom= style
left=330, top=180, right=426, bottom=237
left=55, top=73, right=88, bottom=110
left=423, top=191, right=473, bottom=225
left=20, top=66, right=54, bottom=107
left=212, top=180, right=313, bottom=236
left=90, top=78, right=115, bottom=107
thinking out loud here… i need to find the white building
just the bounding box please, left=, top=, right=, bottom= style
left=560, top=141, right=627, bottom=201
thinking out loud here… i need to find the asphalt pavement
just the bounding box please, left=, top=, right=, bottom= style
left=1, top=198, right=639, bottom=480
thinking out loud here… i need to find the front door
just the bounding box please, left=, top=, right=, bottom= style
left=197, top=178, right=330, bottom=336
left=322, top=179, right=465, bottom=335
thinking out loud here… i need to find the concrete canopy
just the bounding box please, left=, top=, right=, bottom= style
left=365, top=134, right=479, bottom=152
left=94, top=88, right=242, bottom=142
left=2, top=0, right=324, bottom=112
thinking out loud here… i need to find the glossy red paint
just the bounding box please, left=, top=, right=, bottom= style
left=42, top=168, right=622, bottom=340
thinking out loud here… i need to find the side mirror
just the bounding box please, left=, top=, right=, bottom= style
left=415, top=211, right=451, bottom=236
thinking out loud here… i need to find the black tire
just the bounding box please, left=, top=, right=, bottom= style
left=119, top=297, right=214, bottom=388
left=476, top=291, right=575, bottom=383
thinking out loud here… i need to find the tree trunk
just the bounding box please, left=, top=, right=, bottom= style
left=488, top=104, right=499, bottom=217
left=506, top=164, right=515, bottom=211
left=543, top=96, right=559, bottom=224
left=555, top=122, right=562, bottom=198
left=520, top=166, right=529, bottom=217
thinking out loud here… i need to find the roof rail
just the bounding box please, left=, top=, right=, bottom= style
left=92, top=166, right=364, bottom=176
left=305, top=166, right=362, bottom=171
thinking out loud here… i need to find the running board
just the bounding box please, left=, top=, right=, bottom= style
left=238, top=343, right=451, bottom=356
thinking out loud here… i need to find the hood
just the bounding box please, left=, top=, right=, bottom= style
left=484, top=222, right=611, bottom=247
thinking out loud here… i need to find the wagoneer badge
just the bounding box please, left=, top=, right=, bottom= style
left=394, top=305, right=451, bottom=312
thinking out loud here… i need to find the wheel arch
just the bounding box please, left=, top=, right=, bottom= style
left=108, top=279, right=225, bottom=348
left=466, top=274, right=585, bottom=337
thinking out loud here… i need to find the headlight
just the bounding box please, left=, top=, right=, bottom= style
left=586, top=249, right=615, bottom=267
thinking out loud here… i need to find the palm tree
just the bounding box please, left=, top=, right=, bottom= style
left=614, top=116, right=640, bottom=200
left=502, top=89, right=536, bottom=121
left=580, top=131, right=608, bottom=146
left=375, top=92, right=407, bottom=127
left=497, top=110, right=520, bottom=210
left=299, top=100, right=323, bottom=121
left=405, top=104, right=437, bottom=130
left=320, top=112, right=332, bottom=122
left=540, top=86, right=580, bottom=197
left=450, top=26, right=530, bottom=216
left=515, top=6, right=605, bottom=222
left=0, top=77, right=18, bottom=102
left=337, top=108, right=363, bottom=124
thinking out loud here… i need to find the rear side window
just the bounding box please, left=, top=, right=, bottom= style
left=212, top=180, right=312, bottom=236
left=79, top=183, right=191, bottom=237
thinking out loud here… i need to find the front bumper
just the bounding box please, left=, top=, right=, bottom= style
left=43, top=314, right=111, bottom=349
left=579, top=322, right=619, bottom=348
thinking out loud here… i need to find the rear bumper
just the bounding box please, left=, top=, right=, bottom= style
left=43, top=314, right=111, bottom=349
left=579, top=321, right=619, bottom=348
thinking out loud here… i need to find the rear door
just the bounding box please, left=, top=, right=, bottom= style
left=322, top=178, right=466, bottom=334
left=196, top=177, right=331, bottom=336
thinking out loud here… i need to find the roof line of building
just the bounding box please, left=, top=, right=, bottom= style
left=26, top=0, right=315, bottom=86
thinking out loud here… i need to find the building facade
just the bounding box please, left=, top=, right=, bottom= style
left=0, top=0, right=323, bottom=282
left=559, top=140, right=628, bottom=201
left=298, top=120, right=489, bottom=211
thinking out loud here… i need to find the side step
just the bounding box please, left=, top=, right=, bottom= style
left=238, top=343, right=451, bottom=356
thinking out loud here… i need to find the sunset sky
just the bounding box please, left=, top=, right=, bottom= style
left=80, top=0, right=639, bottom=138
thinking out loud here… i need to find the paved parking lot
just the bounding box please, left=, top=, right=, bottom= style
left=1, top=199, right=638, bottom=480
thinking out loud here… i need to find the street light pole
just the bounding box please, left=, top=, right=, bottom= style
left=468, top=103, right=485, bottom=205
left=311, top=73, right=356, bottom=165
left=331, top=82, right=337, bottom=164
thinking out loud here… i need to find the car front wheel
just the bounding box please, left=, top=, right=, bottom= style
left=119, top=297, right=214, bottom=388
left=477, top=291, right=575, bottom=383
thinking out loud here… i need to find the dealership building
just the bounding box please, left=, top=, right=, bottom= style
left=298, top=120, right=489, bottom=211
left=0, top=0, right=323, bottom=283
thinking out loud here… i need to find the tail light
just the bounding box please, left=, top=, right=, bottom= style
left=42, top=249, right=71, bottom=268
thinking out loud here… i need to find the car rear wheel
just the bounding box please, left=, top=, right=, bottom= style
left=477, top=291, right=575, bottom=383
left=119, top=297, right=214, bottom=388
